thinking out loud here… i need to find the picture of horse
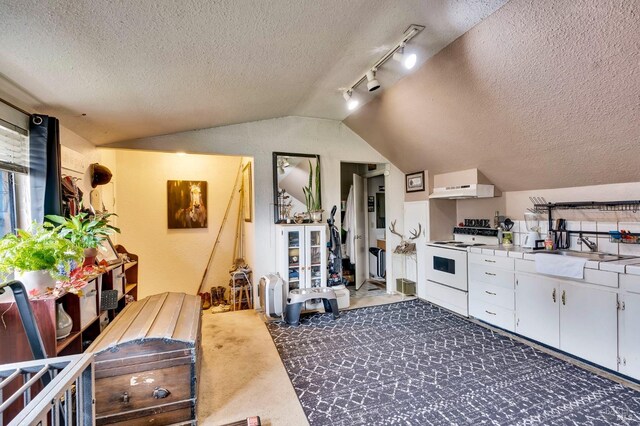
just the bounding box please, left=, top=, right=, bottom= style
left=167, top=180, right=208, bottom=228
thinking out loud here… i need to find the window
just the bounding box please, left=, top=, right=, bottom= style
left=0, top=171, right=16, bottom=237
left=0, top=101, right=30, bottom=236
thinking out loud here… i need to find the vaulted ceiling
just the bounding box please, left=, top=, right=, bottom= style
left=344, top=0, right=640, bottom=191
left=0, top=0, right=506, bottom=145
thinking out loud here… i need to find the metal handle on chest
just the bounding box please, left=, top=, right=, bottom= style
left=122, top=392, right=129, bottom=404
left=153, top=387, right=171, bottom=399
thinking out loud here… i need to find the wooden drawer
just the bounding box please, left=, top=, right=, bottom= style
left=96, top=400, right=194, bottom=426
left=469, top=299, right=515, bottom=331
left=469, top=280, right=515, bottom=310
left=468, top=263, right=514, bottom=289
left=95, top=364, right=192, bottom=416
left=469, top=253, right=514, bottom=271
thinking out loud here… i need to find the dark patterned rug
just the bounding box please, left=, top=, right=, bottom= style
left=266, top=299, right=640, bottom=426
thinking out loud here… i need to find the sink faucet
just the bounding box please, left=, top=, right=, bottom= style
left=579, top=236, right=598, bottom=252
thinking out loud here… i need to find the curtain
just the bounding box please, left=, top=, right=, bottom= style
left=29, top=114, right=62, bottom=222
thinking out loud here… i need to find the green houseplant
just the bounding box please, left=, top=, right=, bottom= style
left=0, top=222, right=84, bottom=298
left=302, top=158, right=322, bottom=222
left=46, top=211, right=120, bottom=265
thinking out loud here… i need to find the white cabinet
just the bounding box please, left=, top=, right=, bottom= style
left=559, top=282, right=618, bottom=370
left=469, top=257, right=516, bottom=331
left=619, top=292, right=640, bottom=379
left=276, top=225, right=327, bottom=295
left=515, top=273, right=560, bottom=347
left=515, top=272, right=618, bottom=370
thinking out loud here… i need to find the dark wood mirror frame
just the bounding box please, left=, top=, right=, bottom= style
left=272, top=152, right=321, bottom=224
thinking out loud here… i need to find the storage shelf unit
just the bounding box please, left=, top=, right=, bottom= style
left=0, top=246, right=139, bottom=366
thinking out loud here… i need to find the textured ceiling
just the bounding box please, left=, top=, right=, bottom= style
left=344, top=0, right=640, bottom=191
left=0, top=0, right=507, bottom=144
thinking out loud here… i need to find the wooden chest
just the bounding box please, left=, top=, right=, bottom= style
left=87, top=292, right=202, bottom=425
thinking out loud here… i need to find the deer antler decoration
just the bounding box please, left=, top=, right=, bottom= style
left=388, top=220, right=404, bottom=239
left=409, top=223, right=422, bottom=240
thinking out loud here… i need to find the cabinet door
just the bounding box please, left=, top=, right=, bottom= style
left=305, top=226, right=326, bottom=290
left=559, top=282, right=617, bottom=371
left=619, top=292, right=640, bottom=379
left=283, top=228, right=304, bottom=291
left=515, top=273, right=559, bottom=348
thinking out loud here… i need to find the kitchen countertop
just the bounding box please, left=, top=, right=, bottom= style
left=471, top=244, right=640, bottom=275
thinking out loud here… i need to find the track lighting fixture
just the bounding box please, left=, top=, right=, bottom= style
left=341, top=24, right=424, bottom=109
left=343, top=91, right=359, bottom=111
left=393, top=44, right=417, bottom=69
left=366, top=70, right=380, bottom=92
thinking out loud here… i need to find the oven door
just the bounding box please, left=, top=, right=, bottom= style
left=426, top=246, right=468, bottom=291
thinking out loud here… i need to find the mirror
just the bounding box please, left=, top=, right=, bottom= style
left=273, top=152, right=320, bottom=223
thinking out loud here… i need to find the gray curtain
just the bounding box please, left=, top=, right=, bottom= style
left=29, top=114, right=62, bottom=222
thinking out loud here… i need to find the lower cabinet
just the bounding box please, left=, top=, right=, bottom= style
left=515, top=273, right=559, bottom=348
left=619, top=292, right=640, bottom=379
left=515, top=273, right=618, bottom=371
left=559, top=281, right=618, bottom=371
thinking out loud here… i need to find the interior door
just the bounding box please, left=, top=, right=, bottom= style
left=353, top=173, right=367, bottom=290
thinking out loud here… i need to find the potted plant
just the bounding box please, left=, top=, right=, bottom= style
left=0, top=222, right=84, bottom=298
left=46, top=211, right=120, bottom=265
left=302, top=159, right=323, bottom=222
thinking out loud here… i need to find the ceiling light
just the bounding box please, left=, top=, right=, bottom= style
left=343, top=91, right=360, bottom=110
left=393, top=46, right=417, bottom=69
left=366, top=70, right=380, bottom=92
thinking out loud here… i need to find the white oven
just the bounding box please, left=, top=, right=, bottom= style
left=426, top=245, right=468, bottom=291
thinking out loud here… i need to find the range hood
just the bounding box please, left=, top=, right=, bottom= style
left=430, top=184, right=494, bottom=199
left=429, top=169, right=497, bottom=200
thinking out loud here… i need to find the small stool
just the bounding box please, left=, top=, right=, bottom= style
left=230, top=271, right=252, bottom=311
left=285, top=288, right=339, bottom=326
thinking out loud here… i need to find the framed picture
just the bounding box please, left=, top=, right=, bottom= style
left=96, top=236, right=120, bottom=265
left=405, top=171, right=425, bottom=193
left=242, top=162, right=252, bottom=222
left=167, top=180, right=208, bottom=228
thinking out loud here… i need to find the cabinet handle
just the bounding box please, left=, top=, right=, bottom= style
left=122, top=392, right=129, bottom=404
left=561, top=290, right=566, bottom=305
left=485, top=290, right=497, bottom=296
left=485, top=310, right=496, bottom=316
left=484, top=272, right=496, bottom=276
left=484, top=259, right=496, bottom=263
left=552, top=288, right=556, bottom=303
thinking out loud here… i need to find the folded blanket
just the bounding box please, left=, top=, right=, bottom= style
left=535, top=253, right=586, bottom=279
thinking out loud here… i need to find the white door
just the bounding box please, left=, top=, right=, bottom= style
left=619, top=292, right=640, bottom=380
left=515, top=273, right=560, bottom=348
left=559, top=282, right=618, bottom=370
left=353, top=173, right=367, bottom=290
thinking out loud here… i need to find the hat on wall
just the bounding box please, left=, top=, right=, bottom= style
left=90, top=163, right=112, bottom=188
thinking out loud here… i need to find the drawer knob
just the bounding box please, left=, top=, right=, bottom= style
left=485, top=310, right=497, bottom=316
left=484, top=259, right=496, bottom=263
left=122, top=392, right=129, bottom=404
left=485, top=290, right=497, bottom=296
left=484, top=272, right=496, bottom=276
left=153, top=387, right=171, bottom=399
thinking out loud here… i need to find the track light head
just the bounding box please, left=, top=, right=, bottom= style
left=393, top=47, right=417, bottom=69
left=366, top=70, right=380, bottom=92
left=343, top=91, right=359, bottom=111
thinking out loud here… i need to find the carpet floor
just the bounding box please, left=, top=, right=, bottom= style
left=267, top=299, right=640, bottom=425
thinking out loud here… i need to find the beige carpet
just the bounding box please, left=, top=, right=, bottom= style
left=197, top=294, right=409, bottom=425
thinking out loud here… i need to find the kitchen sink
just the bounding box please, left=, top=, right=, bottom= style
left=543, top=250, right=627, bottom=262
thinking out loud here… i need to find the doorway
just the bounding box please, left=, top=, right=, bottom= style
left=340, top=162, right=388, bottom=301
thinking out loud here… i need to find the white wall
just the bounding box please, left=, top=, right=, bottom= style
left=107, top=116, right=405, bottom=295
left=107, top=149, right=249, bottom=299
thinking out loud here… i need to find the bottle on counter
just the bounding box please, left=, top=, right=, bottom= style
left=545, top=232, right=554, bottom=250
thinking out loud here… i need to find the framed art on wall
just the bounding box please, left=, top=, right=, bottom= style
left=405, top=171, right=425, bottom=193
left=167, top=180, right=208, bottom=228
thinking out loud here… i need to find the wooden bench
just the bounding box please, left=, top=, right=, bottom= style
left=87, top=292, right=201, bottom=425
